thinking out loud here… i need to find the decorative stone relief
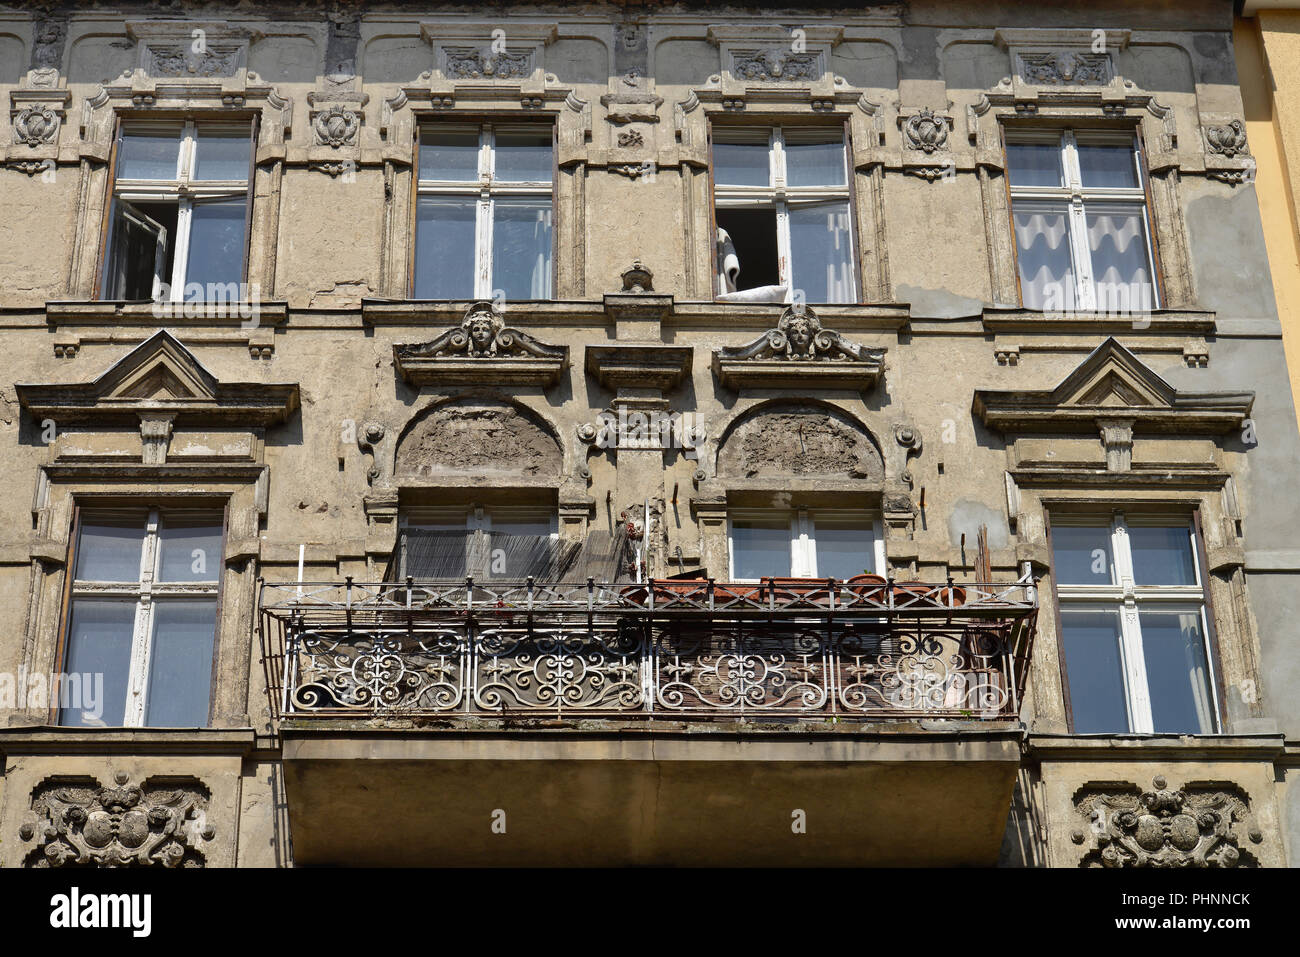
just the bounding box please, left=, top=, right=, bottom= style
left=1073, top=776, right=1262, bottom=868
left=145, top=44, right=242, bottom=78
left=717, top=401, right=883, bottom=483
left=445, top=47, right=532, bottom=80
left=394, top=398, right=563, bottom=481
left=312, top=104, right=360, bottom=148
left=398, top=302, right=565, bottom=360
left=621, top=261, right=654, bottom=293
left=1098, top=418, right=1134, bottom=472
left=1205, top=119, right=1248, bottom=158
left=713, top=307, right=885, bottom=392
left=894, top=423, right=923, bottom=488
left=731, top=49, right=822, bottom=83
left=13, top=106, right=59, bottom=147
left=19, top=771, right=215, bottom=868
left=902, top=108, right=949, bottom=153
left=1017, top=50, right=1111, bottom=86
left=720, top=306, right=879, bottom=363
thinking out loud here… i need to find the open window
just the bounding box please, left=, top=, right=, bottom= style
left=711, top=125, right=857, bottom=304
left=100, top=120, right=253, bottom=302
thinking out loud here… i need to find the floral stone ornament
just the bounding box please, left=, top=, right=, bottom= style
left=1073, top=775, right=1262, bottom=868
left=19, top=770, right=215, bottom=868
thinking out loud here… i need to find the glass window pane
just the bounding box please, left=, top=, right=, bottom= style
left=1006, top=141, right=1063, bottom=187
left=491, top=199, right=552, bottom=300
left=1086, top=207, right=1154, bottom=315
left=1139, top=610, right=1214, bottom=733
left=194, top=129, right=251, bottom=181
left=1129, top=525, right=1197, bottom=586
left=1051, top=524, right=1115, bottom=585
left=415, top=197, right=477, bottom=299
left=493, top=130, right=552, bottom=182
left=104, top=202, right=166, bottom=301
left=1013, top=202, right=1075, bottom=311
left=75, top=518, right=144, bottom=582
left=60, top=599, right=136, bottom=727
left=731, top=517, right=792, bottom=579
left=1059, top=608, right=1130, bottom=733
left=419, top=130, right=480, bottom=181
left=811, top=517, right=875, bottom=579
left=1077, top=142, right=1139, bottom=189
left=788, top=201, right=855, bottom=304
left=118, top=128, right=182, bottom=180
left=185, top=200, right=246, bottom=294
left=785, top=134, right=845, bottom=187
left=158, top=514, right=223, bottom=583
left=713, top=140, right=770, bottom=187
left=145, top=600, right=217, bottom=727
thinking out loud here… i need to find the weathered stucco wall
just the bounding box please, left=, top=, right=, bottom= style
left=0, top=0, right=1295, bottom=867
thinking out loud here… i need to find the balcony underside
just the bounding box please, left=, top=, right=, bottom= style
left=281, top=723, right=1023, bottom=867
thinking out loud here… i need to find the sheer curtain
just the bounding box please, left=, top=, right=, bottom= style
left=493, top=199, right=552, bottom=300
left=1086, top=207, right=1153, bottom=315
left=1013, top=206, right=1074, bottom=311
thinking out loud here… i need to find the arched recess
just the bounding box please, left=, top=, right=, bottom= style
left=714, top=398, right=884, bottom=484
left=393, top=393, right=564, bottom=484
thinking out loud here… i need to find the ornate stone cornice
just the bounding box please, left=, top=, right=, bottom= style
left=713, top=306, right=885, bottom=391
left=393, top=301, right=568, bottom=387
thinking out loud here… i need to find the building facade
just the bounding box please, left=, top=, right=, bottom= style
left=0, top=0, right=1297, bottom=867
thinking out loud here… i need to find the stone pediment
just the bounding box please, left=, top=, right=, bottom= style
left=973, top=338, right=1252, bottom=434
left=713, top=306, right=885, bottom=392
left=16, top=330, right=299, bottom=425
left=394, top=301, right=568, bottom=387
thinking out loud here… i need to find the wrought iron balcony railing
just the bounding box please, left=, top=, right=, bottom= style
left=258, top=577, right=1038, bottom=723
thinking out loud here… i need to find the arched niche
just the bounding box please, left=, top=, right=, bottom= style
left=394, top=395, right=563, bottom=483
left=715, top=399, right=884, bottom=484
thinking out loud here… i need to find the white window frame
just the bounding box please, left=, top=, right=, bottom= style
left=1053, top=513, right=1218, bottom=734
left=415, top=123, right=554, bottom=300
left=400, top=504, right=558, bottom=579
left=62, top=507, right=222, bottom=727
left=1005, top=129, right=1160, bottom=312
left=107, top=119, right=251, bottom=302
left=712, top=125, right=857, bottom=303
left=726, top=508, right=884, bottom=582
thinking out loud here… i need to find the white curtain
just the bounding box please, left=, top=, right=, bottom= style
left=1086, top=209, right=1153, bottom=314
left=1013, top=207, right=1073, bottom=311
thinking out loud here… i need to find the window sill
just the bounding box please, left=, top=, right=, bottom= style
left=0, top=725, right=258, bottom=756
left=48, top=300, right=288, bottom=328
left=983, top=306, right=1216, bottom=333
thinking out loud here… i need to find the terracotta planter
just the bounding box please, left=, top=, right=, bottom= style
left=892, top=581, right=967, bottom=607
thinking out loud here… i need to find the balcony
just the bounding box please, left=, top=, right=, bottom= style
left=261, top=576, right=1038, bottom=865
left=259, top=576, right=1038, bottom=722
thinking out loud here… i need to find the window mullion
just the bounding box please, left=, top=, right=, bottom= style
left=478, top=195, right=493, bottom=299
left=126, top=509, right=159, bottom=727
left=776, top=201, right=792, bottom=295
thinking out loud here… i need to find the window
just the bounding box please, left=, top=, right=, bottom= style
left=397, top=506, right=561, bottom=579
left=1050, top=514, right=1217, bottom=734
left=414, top=124, right=554, bottom=300
left=101, top=120, right=252, bottom=301
left=712, top=126, right=856, bottom=304
left=728, top=509, right=882, bottom=581
left=1005, top=130, right=1158, bottom=314
left=59, top=507, right=224, bottom=728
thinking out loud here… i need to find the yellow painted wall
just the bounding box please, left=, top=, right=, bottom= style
left=1236, top=12, right=1300, bottom=415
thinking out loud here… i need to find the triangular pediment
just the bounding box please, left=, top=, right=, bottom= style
left=97, top=330, right=219, bottom=403
left=1050, top=339, right=1176, bottom=410
left=15, top=330, right=299, bottom=425
left=973, top=338, right=1253, bottom=435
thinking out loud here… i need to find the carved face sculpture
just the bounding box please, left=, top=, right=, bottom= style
left=467, top=315, right=497, bottom=353
left=785, top=316, right=814, bottom=351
